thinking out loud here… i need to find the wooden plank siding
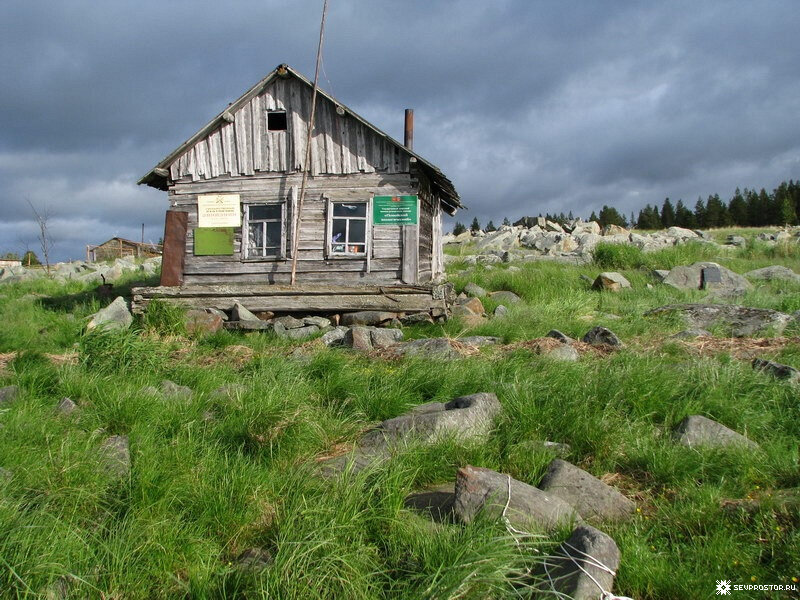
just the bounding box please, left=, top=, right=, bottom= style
left=170, top=77, right=409, bottom=183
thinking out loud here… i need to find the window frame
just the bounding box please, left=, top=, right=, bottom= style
left=266, top=110, right=288, bottom=132
left=242, top=199, right=287, bottom=261
left=325, top=198, right=371, bottom=259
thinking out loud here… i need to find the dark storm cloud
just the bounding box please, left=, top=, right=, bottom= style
left=1, top=0, right=798, bottom=259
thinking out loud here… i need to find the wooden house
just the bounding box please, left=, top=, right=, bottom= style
left=133, top=64, right=461, bottom=316
left=87, top=237, right=162, bottom=263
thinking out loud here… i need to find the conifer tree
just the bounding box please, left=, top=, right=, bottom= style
left=470, top=217, right=481, bottom=232
left=660, top=198, right=675, bottom=228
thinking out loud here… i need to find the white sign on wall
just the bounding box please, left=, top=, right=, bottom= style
left=197, top=194, right=241, bottom=227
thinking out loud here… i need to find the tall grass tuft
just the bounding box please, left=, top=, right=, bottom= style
left=78, top=329, right=169, bottom=375
left=141, top=299, right=186, bottom=336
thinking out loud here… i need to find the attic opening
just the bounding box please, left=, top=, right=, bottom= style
left=267, top=110, right=287, bottom=131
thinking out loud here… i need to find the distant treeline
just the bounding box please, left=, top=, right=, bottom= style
left=453, top=178, right=800, bottom=234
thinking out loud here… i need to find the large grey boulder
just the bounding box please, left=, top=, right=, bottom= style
left=0, top=385, right=19, bottom=406
left=535, top=524, right=621, bottom=600
left=539, top=459, right=635, bottom=522
left=752, top=358, right=800, bottom=383
left=666, top=226, right=699, bottom=240
left=745, top=265, right=800, bottom=283
left=488, top=290, right=521, bottom=303
left=463, top=282, right=487, bottom=298
left=86, top=297, right=133, bottom=331
left=231, top=302, right=261, bottom=322
left=345, top=326, right=373, bottom=351
left=321, top=326, right=348, bottom=346
left=275, top=323, right=319, bottom=340
left=542, top=344, right=580, bottom=362
left=404, top=482, right=456, bottom=522
left=272, top=315, right=306, bottom=330
left=370, top=327, right=404, bottom=349
left=360, top=393, right=501, bottom=449
left=100, top=435, right=130, bottom=478
left=453, top=465, right=580, bottom=532
left=673, top=415, right=758, bottom=450
left=645, top=304, right=793, bottom=337
left=662, top=262, right=752, bottom=297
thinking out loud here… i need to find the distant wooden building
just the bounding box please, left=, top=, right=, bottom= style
left=87, top=237, right=162, bottom=263
left=133, top=64, right=461, bottom=316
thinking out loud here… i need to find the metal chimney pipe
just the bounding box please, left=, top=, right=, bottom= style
left=404, top=109, right=414, bottom=150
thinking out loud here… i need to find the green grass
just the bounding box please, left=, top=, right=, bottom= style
left=1, top=229, right=799, bottom=598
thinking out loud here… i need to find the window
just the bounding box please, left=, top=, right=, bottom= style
left=329, top=202, right=368, bottom=256
left=267, top=110, right=287, bottom=131
left=244, top=203, right=285, bottom=258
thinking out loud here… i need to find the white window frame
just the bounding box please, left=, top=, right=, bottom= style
left=242, top=199, right=287, bottom=260
left=325, top=198, right=371, bottom=259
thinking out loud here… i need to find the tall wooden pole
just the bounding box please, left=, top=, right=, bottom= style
left=291, top=0, right=329, bottom=286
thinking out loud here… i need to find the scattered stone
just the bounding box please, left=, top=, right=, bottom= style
left=592, top=272, right=631, bottom=292
left=184, top=309, right=224, bottom=335
left=463, top=282, right=487, bottom=298
left=752, top=358, right=800, bottom=383
left=236, top=547, right=273, bottom=571
left=275, top=324, right=319, bottom=340
left=345, top=326, right=373, bottom=351
left=453, top=296, right=485, bottom=316
left=542, top=344, right=580, bottom=362
left=581, top=326, right=623, bottom=347
left=86, top=297, right=133, bottom=331
left=273, top=315, right=306, bottom=329
left=726, top=235, right=747, bottom=247
left=400, top=312, right=434, bottom=325
left=745, top=265, right=800, bottom=283
left=669, top=329, right=712, bottom=339
left=535, top=524, right=621, bottom=600
left=673, top=415, right=758, bottom=450
left=56, top=397, right=77, bottom=416
left=521, top=440, right=572, bottom=457
left=546, top=330, right=574, bottom=344
left=645, top=304, right=793, bottom=337
left=453, top=465, right=580, bottom=532
left=494, top=305, right=508, bottom=318
left=370, top=328, right=404, bottom=349
left=321, top=326, right=348, bottom=346
left=662, top=262, right=752, bottom=297
left=360, top=393, right=502, bottom=449
left=231, top=302, right=261, bottom=322
left=100, top=435, right=131, bottom=478
left=488, top=290, right=521, bottom=303
left=225, top=319, right=273, bottom=331
left=0, top=385, right=19, bottom=406
left=652, top=269, right=670, bottom=282
left=340, top=311, right=397, bottom=326
left=303, top=316, right=332, bottom=328
left=539, top=459, right=635, bottom=522
left=457, top=336, right=502, bottom=346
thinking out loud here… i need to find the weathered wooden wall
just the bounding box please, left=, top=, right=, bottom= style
left=169, top=77, right=410, bottom=183
left=169, top=172, right=429, bottom=285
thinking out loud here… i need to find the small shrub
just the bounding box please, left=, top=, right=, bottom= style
left=593, top=242, right=645, bottom=269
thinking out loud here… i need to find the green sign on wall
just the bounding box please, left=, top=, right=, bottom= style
left=373, top=195, right=418, bottom=226
left=194, top=227, right=235, bottom=256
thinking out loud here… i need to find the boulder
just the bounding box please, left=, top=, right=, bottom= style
left=453, top=297, right=485, bottom=316
left=752, top=358, right=800, bottom=383
left=275, top=324, right=319, bottom=340
left=602, top=224, right=629, bottom=236
left=236, top=547, right=273, bottom=572
left=345, top=326, right=373, bottom=351
left=475, top=229, right=520, bottom=252
left=0, top=385, right=19, bottom=406
left=745, top=265, right=800, bottom=283
left=673, top=415, right=758, bottom=450
left=493, top=305, right=508, bottom=318
left=453, top=465, right=580, bottom=532
left=360, top=393, right=502, bottom=449
left=321, top=326, right=348, bottom=346
left=370, top=328, right=404, bottom=349
left=463, top=282, right=487, bottom=298
left=666, top=226, right=700, bottom=240
left=86, top=297, right=133, bottom=331
left=535, top=524, right=621, bottom=600
left=542, top=344, right=580, bottom=362
left=645, top=304, right=793, bottom=337
left=100, top=435, right=130, bottom=478
left=340, top=311, right=397, bottom=326
left=592, top=272, right=631, bottom=292
left=404, top=482, right=455, bottom=522
left=662, top=262, right=752, bottom=297
left=457, top=336, right=502, bottom=346
left=303, top=316, right=332, bottom=328
left=184, top=309, right=223, bottom=335
left=488, top=290, right=521, bottom=303
left=581, top=327, right=623, bottom=347
left=726, top=235, right=747, bottom=247
left=539, top=459, right=635, bottom=522
left=160, top=380, right=192, bottom=399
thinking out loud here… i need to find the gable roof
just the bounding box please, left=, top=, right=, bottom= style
left=139, top=64, right=461, bottom=214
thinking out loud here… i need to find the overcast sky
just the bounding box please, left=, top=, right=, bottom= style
left=2, top=0, right=799, bottom=261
